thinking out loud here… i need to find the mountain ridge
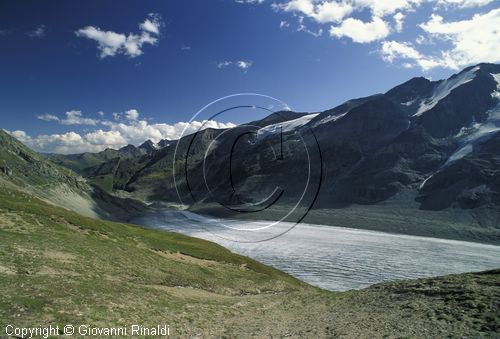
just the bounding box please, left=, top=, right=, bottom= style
left=7, top=62, right=500, bottom=243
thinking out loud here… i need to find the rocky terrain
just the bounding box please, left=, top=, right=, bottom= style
left=44, top=63, right=500, bottom=243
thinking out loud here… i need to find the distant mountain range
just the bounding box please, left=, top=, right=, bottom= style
left=3, top=63, right=500, bottom=243
left=0, top=129, right=146, bottom=221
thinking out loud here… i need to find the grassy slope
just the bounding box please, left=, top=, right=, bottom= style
left=1, top=186, right=499, bottom=337
left=0, top=129, right=148, bottom=221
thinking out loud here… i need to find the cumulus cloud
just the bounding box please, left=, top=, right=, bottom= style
left=27, top=25, right=46, bottom=38
left=329, top=16, right=390, bottom=43
left=272, top=0, right=419, bottom=25
left=76, top=13, right=162, bottom=58
left=417, top=8, right=500, bottom=69
left=381, top=41, right=421, bottom=63
left=272, top=1, right=416, bottom=42
left=261, top=0, right=497, bottom=52
left=10, top=110, right=237, bottom=154
left=382, top=8, right=500, bottom=71
left=8, top=130, right=90, bottom=154
left=243, top=0, right=498, bottom=69
left=273, top=0, right=353, bottom=23
left=125, top=109, right=139, bottom=121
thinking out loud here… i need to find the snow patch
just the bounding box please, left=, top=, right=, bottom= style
left=258, top=113, right=319, bottom=136
left=401, top=99, right=416, bottom=107
left=445, top=144, right=473, bottom=165
left=491, top=73, right=500, bottom=99
left=446, top=104, right=500, bottom=166
left=413, top=66, right=480, bottom=117
left=419, top=173, right=435, bottom=190
left=313, top=112, right=348, bottom=127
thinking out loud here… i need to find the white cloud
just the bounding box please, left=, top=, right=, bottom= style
left=125, top=109, right=140, bottom=121
left=37, top=111, right=99, bottom=125
left=354, top=0, right=419, bottom=17
left=273, top=0, right=353, bottom=23
left=415, top=34, right=426, bottom=44
left=139, top=14, right=161, bottom=34
left=245, top=0, right=498, bottom=68
left=9, top=130, right=91, bottom=154
left=9, top=130, right=31, bottom=143
left=418, top=8, right=500, bottom=69
left=393, top=12, right=405, bottom=32
left=9, top=110, right=237, bottom=154
left=380, top=40, right=444, bottom=71
left=217, top=61, right=233, bottom=68
left=236, top=60, right=253, bottom=69
left=329, top=16, right=390, bottom=43
left=27, top=25, right=46, bottom=38
left=297, top=16, right=324, bottom=36
left=280, top=20, right=291, bottom=29
left=217, top=60, right=254, bottom=71
left=273, top=0, right=420, bottom=23
left=315, top=1, right=354, bottom=23
left=37, top=113, right=59, bottom=122
left=76, top=27, right=126, bottom=58
left=84, top=130, right=127, bottom=148
left=235, top=0, right=265, bottom=3
left=76, top=14, right=162, bottom=58
left=381, top=40, right=422, bottom=63
left=60, top=110, right=99, bottom=126
left=436, top=0, right=495, bottom=8
left=274, top=0, right=314, bottom=16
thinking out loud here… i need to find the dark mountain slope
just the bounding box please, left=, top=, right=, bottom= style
left=39, top=63, right=500, bottom=242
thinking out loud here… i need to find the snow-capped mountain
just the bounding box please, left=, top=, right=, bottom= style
left=46, top=63, right=500, bottom=240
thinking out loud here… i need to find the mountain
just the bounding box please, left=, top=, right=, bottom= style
left=138, top=139, right=158, bottom=153
left=35, top=63, right=500, bottom=243
left=0, top=130, right=146, bottom=220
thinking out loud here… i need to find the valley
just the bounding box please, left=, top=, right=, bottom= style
left=1, top=63, right=500, bottom=337
left=1, top=186, right=499, bottom=337
left=45, top=63, right=500, bottom=244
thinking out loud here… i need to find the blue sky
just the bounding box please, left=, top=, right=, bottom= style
left=1, top=0, right=499, bottom=153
